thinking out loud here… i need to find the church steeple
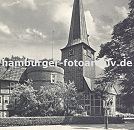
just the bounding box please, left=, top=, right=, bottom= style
left=61, top=0, right=96, bottom=92
left=66, top=0, right=89, bottom=47
left=61, top=0, right=103, bottom=117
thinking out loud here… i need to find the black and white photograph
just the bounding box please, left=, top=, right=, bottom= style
left=0, top=0, right=134, bottom=129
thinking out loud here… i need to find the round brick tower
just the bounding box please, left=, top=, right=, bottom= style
left=20, top=66, right=64, bottom=89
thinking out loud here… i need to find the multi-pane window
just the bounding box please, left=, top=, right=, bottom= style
left=85, top=94, right=90, bottom=99
left=85, top=100, right=90, bottom=104
left=95, top=107, right=101, bottom=115
left=10, top=82, right=15, bottom=86
left=85, top=105, right=90, bottom=111
left=51, top=73, right=57, bottom=84
left=84, top=94, right=90, bottom=105
left=4, top=96, right=9, bottom=104
left=5, top=100, right=8, bottom=104
left=1, top=89, right=9, bottom=94
left=0, top=112, right=2, bottom=117
left=95, top=100, right=101, bottom=106
left=83, top=94, right=102, bottom=116
left=3, top=112, right=8, bottom=117
left=0, top=96, right=2, bottom=104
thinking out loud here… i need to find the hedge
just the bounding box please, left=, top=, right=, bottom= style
left=0, top=116, right=124, bottom=127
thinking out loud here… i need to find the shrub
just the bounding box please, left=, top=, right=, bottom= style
left=0, top=116, right=124, bottom=127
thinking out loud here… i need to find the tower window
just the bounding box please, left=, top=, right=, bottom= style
left=51, top=73, right=57, bottom=84
left=69, top=49, right=74, bottom=56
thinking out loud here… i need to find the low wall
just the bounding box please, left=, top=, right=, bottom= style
left=0, top=116, right=124, bottom=127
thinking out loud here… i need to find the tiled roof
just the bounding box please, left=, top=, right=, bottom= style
left=0, top=66, right=26, bottom=81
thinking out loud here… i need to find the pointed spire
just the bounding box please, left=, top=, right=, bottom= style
left=66, top=0, right=89, bottom=47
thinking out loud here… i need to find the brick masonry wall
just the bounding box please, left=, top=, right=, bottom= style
left=61, top=43, right=96, bottom=92
left=22, top=66, right=64, bottom=90
left=61, top=44, right=84, bottom=91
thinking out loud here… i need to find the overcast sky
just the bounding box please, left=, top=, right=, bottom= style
left=0, top=0, right=129, bottom=67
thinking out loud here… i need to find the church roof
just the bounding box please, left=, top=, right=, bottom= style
left=84, top=76, right=92, bottom=90
left=66, top=0, right=89, bottom=47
